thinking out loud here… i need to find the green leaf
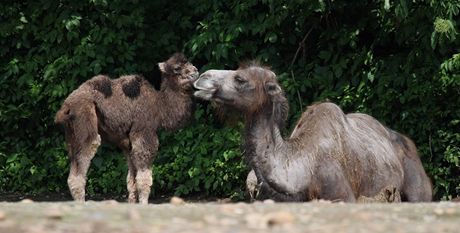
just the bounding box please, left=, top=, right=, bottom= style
left=268, top=33, right=278, bottom=43
left=431, top=31, right=438, bottom=49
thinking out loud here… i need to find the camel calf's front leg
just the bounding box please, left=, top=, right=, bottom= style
left=129, top=131, right=157, bottom=204
left=126, top=158, right=138, bottom=203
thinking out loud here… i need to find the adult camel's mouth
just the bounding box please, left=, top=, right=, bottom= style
left=193, top=80, right=215, bottom=100
left=193, top=70, right=236, bottom=104
left=193, top=73, right=217, bottom=100
left=194, top=88, right=216, bottom=100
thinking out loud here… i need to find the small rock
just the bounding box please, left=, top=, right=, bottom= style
left=356, top=212, right=372, bottom=221
left=20, top=199, right=33, bottom=203
left=217, top=198, right=232, bottom=204
left=245, top=211, right=295, bottom=229
left=220, top=218, right=239, bottom=226
left=220, top=205, right=244, bottom=215
left=317, top=199, right=332, bottom=204
left=0, top=211, right=6, bottom=221
left=423, top=215, right=436, bottom=222
left=128, top=209, right=141, bottom=220
left=263, top=199, right=275, bottom=204
left=191, top=221, right=205, bottom=229
left=245, top=213, right=267, bottom=229
left=445, top=208, right=457, bottom=215
left=45, top=207, right=63, bottom=220
left=434, top=208, right=445, bottom=215
left=266, top=211, right=295, bottom=226
left=204, top=215, right=218, bottom=224
left=102, top=200, right=118, bottom=205
left=299, top=214, right=312, bottom=222
left=171, top=217, right=187, bottom=224
left=170, top=196, right=185, bottom=205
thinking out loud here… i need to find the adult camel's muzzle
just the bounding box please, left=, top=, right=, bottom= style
left=193, top=70, right=235, bottom=100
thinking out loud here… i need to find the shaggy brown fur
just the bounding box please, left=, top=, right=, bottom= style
left=194, top=64, right=432, bottom=202
left=55, top=53, right=198, bottom=204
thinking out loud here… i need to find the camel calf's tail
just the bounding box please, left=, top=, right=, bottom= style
left=55, top=104, right=73, bottom=124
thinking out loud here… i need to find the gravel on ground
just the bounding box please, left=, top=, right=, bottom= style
left=0, top=200, right=459, bottom=233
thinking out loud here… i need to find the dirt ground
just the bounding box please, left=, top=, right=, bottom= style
left=0, top=199, right=459, bottom=233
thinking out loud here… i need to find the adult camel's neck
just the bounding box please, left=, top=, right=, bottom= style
left=244, top=101, right=309, bottom=201
left=244, top=108, right=285, bottom=161
left=157, top=88, right=193, bottom=131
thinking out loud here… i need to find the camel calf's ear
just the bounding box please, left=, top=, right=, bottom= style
left=265, top=82, right=282, bottom=96
left=158, top=62, right=166, bottom=73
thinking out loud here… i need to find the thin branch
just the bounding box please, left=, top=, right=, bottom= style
left=288, top=28, right=313, bottom=112
left=429, top=132, right=434, bottom=162
left=289, top=27, right=313, bottom=69
left=290, top=70, right=303, bottom=113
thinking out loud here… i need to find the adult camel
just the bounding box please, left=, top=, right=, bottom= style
left=193, top=63, right=432, bottom=202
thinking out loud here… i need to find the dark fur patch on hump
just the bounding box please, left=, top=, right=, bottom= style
left=93, top=77, right=112, bottom=97
left=122, top=75, right=143, bottom=98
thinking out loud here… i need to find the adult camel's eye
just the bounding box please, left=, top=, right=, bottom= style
left=234, top=75, right=247, bottom=84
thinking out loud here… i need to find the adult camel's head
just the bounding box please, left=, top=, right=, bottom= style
left=194, top=63, right=286, bottom=119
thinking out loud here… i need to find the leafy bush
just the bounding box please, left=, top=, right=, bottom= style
left=1, top=0, right=459, bottom=200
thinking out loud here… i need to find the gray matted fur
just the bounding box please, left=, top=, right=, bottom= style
left=194, top=64, right=432, bottom=202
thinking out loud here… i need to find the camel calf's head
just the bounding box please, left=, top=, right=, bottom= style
left=159, top=53, right=199, bottom=91
left=194, top=63, right=282, bottom=114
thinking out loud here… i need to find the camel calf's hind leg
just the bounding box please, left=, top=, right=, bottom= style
left=65, top=102, right=101, bottom=202
left=67, top=134, right=101, bottom=202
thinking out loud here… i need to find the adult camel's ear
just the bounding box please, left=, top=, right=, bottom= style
left=265, top=81, right=282, bottom=96
left=266, top=80, right=288, bottom=128
left=158, top=62, right=166, bottom=73
left=269, top=71, right=277, bottom=79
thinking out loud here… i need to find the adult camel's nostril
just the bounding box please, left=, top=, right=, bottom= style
left=194, top=70, right=236, bottom=100
left=193, top=73, right=214, bottom=90
left=193, top=74, right=217, bottom=100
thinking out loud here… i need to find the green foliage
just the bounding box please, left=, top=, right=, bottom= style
left=152, top=107, right=246, bottom=198
left=1, top=0, right=459, bottom=200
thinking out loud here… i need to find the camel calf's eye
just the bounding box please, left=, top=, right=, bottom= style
left=173, top=67, right=181, bottom=73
